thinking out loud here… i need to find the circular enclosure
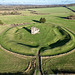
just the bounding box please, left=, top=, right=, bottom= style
left=0, top=24, right=75, bottom=56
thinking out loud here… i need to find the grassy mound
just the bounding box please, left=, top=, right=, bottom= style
left=0, top=6, right=75, bottom=74
left=0, top=24, right=75, bottom=56
left=40, top=26, right=75, bottom=56
left=0, top=24, right=55, bottom=55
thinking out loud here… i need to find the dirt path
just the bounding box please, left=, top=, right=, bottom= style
left=35, top=47, right=75, bottom=75
left=0, top=44, right=75, bottom=75
left=0, top=45, right=35, bottom=59
left=42, top=48, right=75, bottom=59
left=33, top=48, right=43, bottom=75
left=0, top=23, right=34, bottom=59
left=0, top=24, right=75, bottom=60
left=0, top=25, right=75, bottom=75
left=64, top=6, right=75, bottom=12
left=24, top=59, right=36, bottom=74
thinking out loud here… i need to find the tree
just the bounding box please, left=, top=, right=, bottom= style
left=42, top=18, right=46, bottom=23
left=40, top=18, right=46, bottom=23
left=0, top=20, right=3, bottom=25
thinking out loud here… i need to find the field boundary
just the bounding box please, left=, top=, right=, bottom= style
left=0, top=45, right=35, bottom=59
left=0, top=44, right=75, bottom=59
left=41, top=48, right=75, bottom=59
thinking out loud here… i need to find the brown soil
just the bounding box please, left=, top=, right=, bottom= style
left=10, top=22, right=31, bottom=27
left=66, top=15, right=75, bottom=20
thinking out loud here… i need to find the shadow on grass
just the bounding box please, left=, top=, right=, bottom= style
left=0, top=72, right=25, bottom=75
left=0, top=71, right=35, bottom=75
left=49, top=35, right=71, bottom=49
left=40, top=47, right=49, bottom=53
left=59, top=16, right=67, bottom=19
left=23, top=27, right=31, bottom=33
left=49, top=27, right=71, bottom=49
left=56, top=16, right=67, bottom=19
left=37, top=48, right=43, bottom=75
left=39, top=34, right=71, bottom=52
left=40, top=28, right=71, bottom=52
left=63, top=6, right=75, bottom=12
left=57, top=27, right=65, bottom=35
left=52, top=69, right=75, bottom=74
left=17, top=43, right=39, bottom=48
left=32, top=20, right=40, bottom=23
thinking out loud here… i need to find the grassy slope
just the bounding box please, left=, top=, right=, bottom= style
left=0, top=23, right=74, bottom=56
left=0, top=6, right=75, bottom=74
left=31, top=7, right=71, bottom=13
left=31, top=6, right=75, bottom=74
left=42, top=51, right=75, bottom=74
left=0, top=48, right=31, bottom=73
left=69, top=6, right=75, bottom=10
left=0, top=6, right=75, bottom=56
left=0, top=7, right=74, bottom=32
left=0, top=7, right=75, bottom=32
left=0, top=24, right=56, bottom=55
left=0, top=22, right=31, bottom=73
left=0, top=15, right=33, bottom=24
left=31, top=7, right=75, bottom=33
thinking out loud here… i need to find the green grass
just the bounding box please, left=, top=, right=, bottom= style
left=31, top=7, right=71, bottom=14
left=0, top=15, right=33, bottom=24
left=0, top=7, right=75, bottom=32
left=0, top=23, right=75, bottom=56
left=42, top=51, right=75, bottom=74
left=19, top=10, right=36, bottom=16
left=0, top=6, right=75, bottom=74
left=0, top=48, right=31, bottom=73
left=69, top=6, right=75, bottom=10
left=0, top=24, right=56, bottom=55
left=40, top=27, right=75, bottom=56
left=0, top=25, right=9, bottom=34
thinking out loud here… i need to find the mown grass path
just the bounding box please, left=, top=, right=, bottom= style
left=0, top=45, right=35, bottom=59
left=41, top=48, right=75, bottom=59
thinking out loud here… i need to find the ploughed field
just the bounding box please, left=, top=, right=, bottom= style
left=0, top=6, right=75, bottom=74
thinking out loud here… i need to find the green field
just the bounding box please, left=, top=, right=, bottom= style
left=0, top=24, right=75, bottom=56
left=0, top=48, right=31, bottom=73
left=42, top=51, right=75, bottom=74
left=69, top=6, right=75, bottom=10
left=31, top=7, right=71, bottom=13
left=0, top=6, right=75, bottom=74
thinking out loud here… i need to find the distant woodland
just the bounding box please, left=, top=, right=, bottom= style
left=0, top=4, right=75, bottom=11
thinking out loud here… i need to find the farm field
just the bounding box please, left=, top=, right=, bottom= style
left=69, top=6, right=75, bottom=10
left=0, top=48, right=31, bottom=73
left=0, top=6, right=75, bottom=75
